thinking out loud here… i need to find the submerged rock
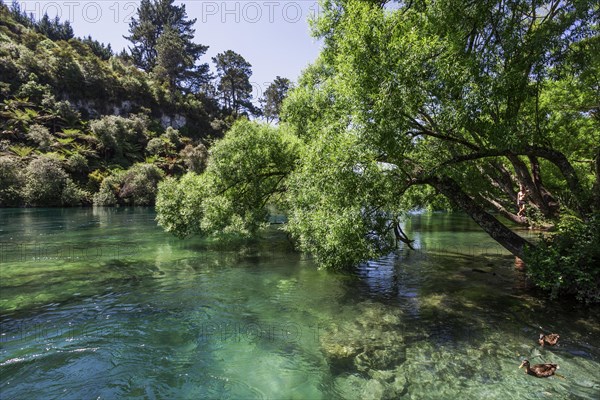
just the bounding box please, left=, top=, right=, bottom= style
left=320, top=301, right=406, bottom=373
left=334, top=367, right=409, bottom=400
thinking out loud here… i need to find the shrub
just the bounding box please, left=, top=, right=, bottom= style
left=92, top=163, right=164, bottom=206
left=179, top=143, right=208, bottom=173
left=146, top=137, right=171, bottom=156
left=119, top=163, right=164, bottom=206
left=88, top=169, right=109, bottom=192
left=26, top=123, right=53, bottom=150
left=53, top=100, right=80, bottom=125
left=66, top=152, right=88, bottom=172
left=525, top=214, right=600, bottom=304
left=90, top=115, right=148, bottom=163
left=15, top=76, right=52, bottom=102
left=22, top=156, right=85, bottom=206
left=62, top=178, right=89, bottom=206
left=23, top=156, right=68, bottom=206
left=163, top=126, right=182, bottom=148
left=0, top=156, right=25, bottom=206
left=93, top=173, right=120, bottom=206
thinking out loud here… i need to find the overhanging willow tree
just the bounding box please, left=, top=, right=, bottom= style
left=157, top=0, right=599, bottom=272
left=280, top=0, right=598, bottom=263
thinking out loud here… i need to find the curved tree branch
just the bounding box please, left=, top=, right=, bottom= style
left=426, top=175, right=532, bottom=258
left=437, top=146, right=590, bottom=217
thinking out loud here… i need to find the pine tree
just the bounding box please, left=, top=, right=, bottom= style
left=212, top=50, right=255, bottom=116
left=36, top=14, right=74, bottom=41
left=8, top=1, right=34, bottom=28
left=81, top=36, right=113, bottom=60
left=154, top=27, right=191, bottom=90
left=125, top=0, right=208, bottom=91
left=260, top=76, right=292, bottom=123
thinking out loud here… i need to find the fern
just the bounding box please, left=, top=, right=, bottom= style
left=8, top=145, right=35, bottom=157
left=144, top=155, right=159, bottom=164
left=60, top=129, right=82, bottom=137
left=42, top=151, right=66, bottom=161
left=56, top=137, right=75, bottom=145
left=71, top=143, right=97, bottom=157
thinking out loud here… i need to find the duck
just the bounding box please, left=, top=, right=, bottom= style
left=539, top=333, right=560, bottom=347
left=519, top=359, right=559, bottom=377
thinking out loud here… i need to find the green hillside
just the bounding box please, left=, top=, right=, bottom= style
left=0, top=1, right=251, bottom=207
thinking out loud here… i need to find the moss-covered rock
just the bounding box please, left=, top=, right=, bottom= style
left=320, top=301, right=406, bottom=373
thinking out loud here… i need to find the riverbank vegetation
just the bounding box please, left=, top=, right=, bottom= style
left=156, top=0, right=599, bottom=302
left=0, top=0, right=290, bottom=207
left=1, top=0, right=598, bottom=303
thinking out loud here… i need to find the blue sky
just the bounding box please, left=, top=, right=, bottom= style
left=17, top=1, right=323, bottom=99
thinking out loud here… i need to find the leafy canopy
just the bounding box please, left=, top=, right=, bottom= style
left=157, top=0, right=599, bottom=278
left=125, top=0, right=209, bottom=91
left=212, top=50, right=256, bottom=117
left=260, top=76, right=292, bottom=123
left=156, top=119, right=301, bottom=238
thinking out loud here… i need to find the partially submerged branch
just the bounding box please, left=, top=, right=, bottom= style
left=393, top=223, right=415, bottom=250
left=426, top=175, right=532, bottom=258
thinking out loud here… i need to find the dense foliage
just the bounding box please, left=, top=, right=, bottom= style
left=156, top=119, right=300, bottom=238
left=22, top=156, right=83, bottom=206
left=260, top=76, right=292, bottom=123
left=526, top=214, right=600, bottom=304
left=125, top=0, right=210, bottom=92
left=0, top=0, right=290, bottom=207
left=93, top=163, right=164, bottom=206
left=156, top=0, right=599, bottom=302
left=0, top=155, right=24, bottom=206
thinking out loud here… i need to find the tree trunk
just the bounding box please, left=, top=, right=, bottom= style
left=490, top=161, right=518, bottom=201
left=528, top=155, right=559, bottom=216
left=594, top=148, right=600, bottom=212
left=477, top=164, right=528, bottom=226
left=507, top=155, right=553, bottom=218
left=480, top=195, right=527, bottom=225
left=428, top=175, right=532, bottom=258
left=441, top=146, right=589, bottom=217
left=524, top=146, right=590, bottom=217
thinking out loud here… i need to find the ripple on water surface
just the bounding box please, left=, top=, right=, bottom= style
left=1, top=209, right=599, bottom=399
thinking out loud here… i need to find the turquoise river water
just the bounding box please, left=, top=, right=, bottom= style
left=0, top=208, right=599, bottom=399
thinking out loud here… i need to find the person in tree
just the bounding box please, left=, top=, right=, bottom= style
left=517, top=184, right=528, bottom=217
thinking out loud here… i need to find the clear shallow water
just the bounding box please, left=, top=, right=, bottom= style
left=0, top=208, right=599, bottom=399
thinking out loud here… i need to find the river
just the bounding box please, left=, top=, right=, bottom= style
left=1, top=208, right=599, bottom=399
